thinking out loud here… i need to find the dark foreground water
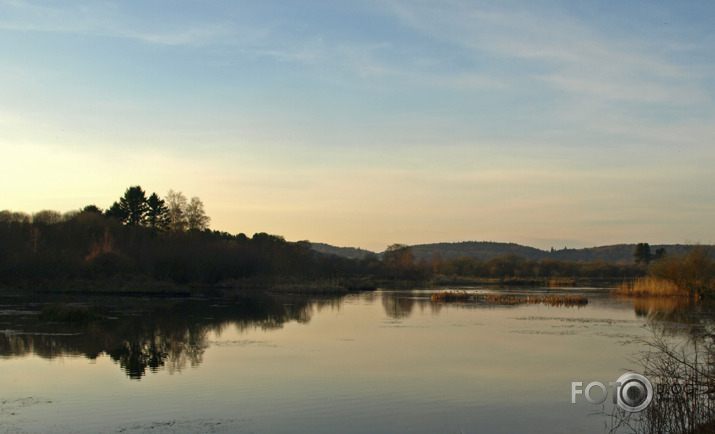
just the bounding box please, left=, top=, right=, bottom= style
left=0, top=287, right=704, bottom=433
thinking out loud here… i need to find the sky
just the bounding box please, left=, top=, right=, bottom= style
left=1, top=0, right=713, bottom=252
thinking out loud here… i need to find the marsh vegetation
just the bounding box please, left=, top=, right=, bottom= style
left=430, top=290, right=589, bottom=307
left=616, top=246, right=715, bottom=299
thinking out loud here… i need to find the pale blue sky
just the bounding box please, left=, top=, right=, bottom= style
left=1, top=0, right=713, bottom=251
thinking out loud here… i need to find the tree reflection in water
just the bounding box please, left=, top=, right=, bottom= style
left=381, top=292, right=416, bottom=319
left=0, top=293, right=344, bottom=379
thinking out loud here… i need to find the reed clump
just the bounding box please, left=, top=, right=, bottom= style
left=480, top=294, right=523, bottom=305
left=430, top=292, right=588, bottom=307
left=616, top=277, right=681, bottom=297
left=430, top=291, right=473, bottom=302
left=537, top=294, right=589, bottom=307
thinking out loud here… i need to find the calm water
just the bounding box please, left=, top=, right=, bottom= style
left=0, top=287, right=703, bottom=433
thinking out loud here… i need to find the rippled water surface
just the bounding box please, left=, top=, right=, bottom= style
left=0, top=287, right=698, bottom=433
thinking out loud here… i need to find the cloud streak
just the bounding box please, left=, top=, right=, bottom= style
left=382, top=0, right=706, bottom=107
left=0, top=0, right=242, bottom=46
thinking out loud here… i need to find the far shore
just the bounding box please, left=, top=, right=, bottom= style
left=0, top=275, right=628, bottom=299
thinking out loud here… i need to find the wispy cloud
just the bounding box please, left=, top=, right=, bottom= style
left=0, top=0, right=238, bottom=46
left=381, top=0, right=706, bottom=107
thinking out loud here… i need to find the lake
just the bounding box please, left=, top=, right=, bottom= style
left=0, top=287, right=704, bottom=433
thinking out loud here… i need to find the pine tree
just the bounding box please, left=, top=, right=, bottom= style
left=145, top=193, right=168, bottom=231
left=118, top=186, right=148, bottom=226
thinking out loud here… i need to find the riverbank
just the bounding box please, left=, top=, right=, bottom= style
left=0, top=275, right=379, bottom=297
left=1, top=274, right=631, bottom=298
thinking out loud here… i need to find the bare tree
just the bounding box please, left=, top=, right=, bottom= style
left=186, top=197, right=210, bottom=231
left=0, top=210, right=31, bottom=224
left=608, top=324, right=715, bottom=433
left=382, top=243, right=415, bottom=279
left=32, top=210, right=63, bottom=225
left=165, top=190, right=188, bottom=232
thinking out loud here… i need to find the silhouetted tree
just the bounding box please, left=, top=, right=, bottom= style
left=634, top=243, right=653, bottom=265
left=32, top=210, right=63, bottom=225
left=383, top=244, right=415, bottom=279
left=186, top=197, right=210, bottom=231
left=0, top=210, right=11, bottom=224
left=654, top=247, right=667, bottom=261
left=82, top=205, right=103, bottom=214
left=119, top=186, right=148, bottom=225
left=0, top=210, right=31, bottom=224
left=63, top=210, right=80, bottom=221
left=166, top=190, right=188, bottom=232
left=145, top=193, right=168, bottom=231
left=105, top=201, right=128, bottom=222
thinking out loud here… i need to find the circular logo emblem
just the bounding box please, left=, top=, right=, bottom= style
left=616, top=372, right=653, bottom=412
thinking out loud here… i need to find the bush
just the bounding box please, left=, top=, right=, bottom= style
left=650, top=246, right=715, bottom=298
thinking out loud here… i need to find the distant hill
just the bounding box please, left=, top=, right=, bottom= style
left=545, top=244, right=698, bottom=263
left=310, top=243, right=376, bottom=260
left=312, top=241, right=710, bottom=264
left=409, top=241, right=545, bottom=260
left=410, top=242, right=705, bottom=263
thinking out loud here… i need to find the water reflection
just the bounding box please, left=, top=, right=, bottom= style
left=0, top=293, right=345, bottom=379
left=380, top=291, right=447, bottom=319
left=634, top=296, right=693, bottom=317
left=382, top=292, right=415, bottom=319
left=3, top=288, right=714, bottom=433
left=613, top=294, right=715, bottom=339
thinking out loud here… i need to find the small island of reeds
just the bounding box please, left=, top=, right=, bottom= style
left=430, top=291, right=588, bottom=307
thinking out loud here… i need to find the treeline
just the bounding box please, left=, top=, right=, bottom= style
left=381, top=244, right=642, bottom=282
left=0, top=186, right=389, bottom=287
left=0, top=205, right=355, bottom=286
left=0, top=186, right=649, bottom=289
left=407, top=241, right=702, bottom=263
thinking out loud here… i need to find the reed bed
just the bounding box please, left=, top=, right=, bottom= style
left=615, top=277, right=681, bottom=297
left=430, top=291, right=473, bottom=302
left=430, top=291, right=588, bottom=307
